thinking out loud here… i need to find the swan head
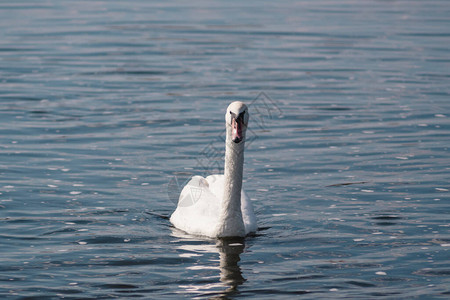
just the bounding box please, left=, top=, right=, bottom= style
left=226, top=101, right=249, bottom=144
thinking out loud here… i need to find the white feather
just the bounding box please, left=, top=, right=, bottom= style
left=170, top=101, right=257, bottom=238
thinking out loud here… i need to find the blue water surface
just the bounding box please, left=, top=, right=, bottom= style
left=1, top=0, right=449, bottom=299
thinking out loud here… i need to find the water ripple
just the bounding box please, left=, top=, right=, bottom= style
left=1, top=0, right=450, bottom=298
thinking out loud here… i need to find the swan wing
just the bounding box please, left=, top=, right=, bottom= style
left=171, top=175, right=257, bottom=237
left=170, top=176, right=220, bottom=237
left=205, top=174, right=225, bottom=202
left=241, top=189, right=257, bottom=234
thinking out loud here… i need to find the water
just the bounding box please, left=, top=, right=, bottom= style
left=1, top=0, right=449, bottom=298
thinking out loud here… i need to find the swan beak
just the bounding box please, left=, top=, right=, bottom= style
left=231, top=116, right=244, bottom=143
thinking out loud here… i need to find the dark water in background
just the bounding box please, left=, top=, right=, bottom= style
left=1, top=0, right=449, bottom=298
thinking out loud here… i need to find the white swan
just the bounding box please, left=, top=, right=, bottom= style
left=170, top=101, right=257, bottom=238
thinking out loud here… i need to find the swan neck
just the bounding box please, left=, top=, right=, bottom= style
left=216, top=126, right=246, bottom=237
left=224, top=140, right=244, bottom=206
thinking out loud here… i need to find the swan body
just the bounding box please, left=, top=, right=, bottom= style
left=170, top=101, right=257, bottom=238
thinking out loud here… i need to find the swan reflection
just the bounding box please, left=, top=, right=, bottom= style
left=216, top=238, right=245, bottom=290
left=172, top=229, right=247, bottom=297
